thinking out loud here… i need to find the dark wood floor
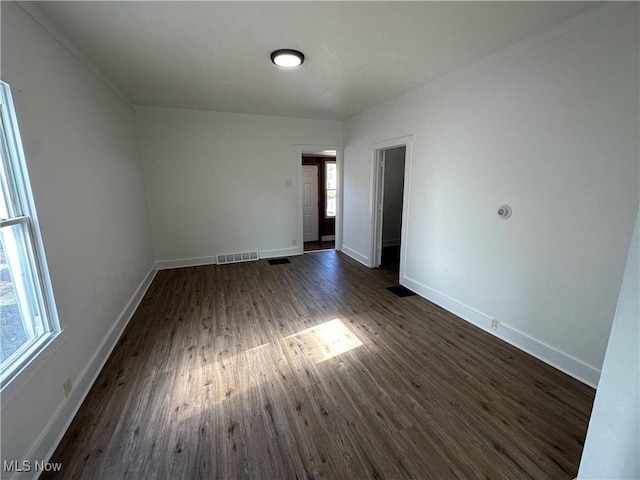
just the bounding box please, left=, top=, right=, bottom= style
left=45, top=251, right=594, bottom=479
left=303, top=240, right=335, bottom=252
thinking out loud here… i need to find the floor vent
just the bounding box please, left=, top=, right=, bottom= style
left=268, top=258, right=291, bottom=265
left=217, top=251, right=259, bottom=265
left=386, top=285, right=417, bottom=297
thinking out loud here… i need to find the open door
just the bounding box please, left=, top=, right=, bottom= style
left=302, top=165, right=319, bottom=242
left=373, top=146, right=406, bottom=269
left=373, top=150, right=386, bottom=267
left=371, top=136, right=413, bottom=282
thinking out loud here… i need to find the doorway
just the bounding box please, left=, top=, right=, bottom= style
left=371, top=135, right=413, bottom=283
left=302, top=153, right=336, bottom=252
left=379, top=146, right=405, bottom=273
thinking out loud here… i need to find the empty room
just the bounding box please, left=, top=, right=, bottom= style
left=1, top=1, right=638, bottom=479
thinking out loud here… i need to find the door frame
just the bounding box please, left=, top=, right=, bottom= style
left=295, top=145, right=342, bottom=254
left=370, top=135, right=414, bottom=281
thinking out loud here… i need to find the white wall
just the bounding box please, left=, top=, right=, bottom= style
left=578, top=209, right=639, bottom=479
left=136, top=107, right=342, bottom=265
left=1, top=2, right=155, bottom=475
left=342, top=3, right=639, bottom=385
left=382, top=147, right=405, bottom=247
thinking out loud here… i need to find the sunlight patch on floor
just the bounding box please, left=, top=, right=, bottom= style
left=180, top=319, right=363, bottom=410
left=282, top=318, right=363, bottom=363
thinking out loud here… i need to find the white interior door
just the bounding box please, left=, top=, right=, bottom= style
left=302, top=165, right=319, bottom=242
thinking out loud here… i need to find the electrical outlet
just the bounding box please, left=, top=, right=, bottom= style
left=292, top=239, right=297, bottom=246
left=284, top=179, right=292, bottom=187
left=491, top=319, right=499, bottom=330
left=63, top=377, right=73, bottom=397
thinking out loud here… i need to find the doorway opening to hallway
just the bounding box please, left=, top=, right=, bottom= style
left=302, top=151, right=337, bottom=253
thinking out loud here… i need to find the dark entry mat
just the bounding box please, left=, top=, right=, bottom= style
left=386, top=285, right=416, bottom=297
left=268, top=258, right=291, bottom=265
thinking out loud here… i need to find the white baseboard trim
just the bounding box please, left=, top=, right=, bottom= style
left=156, top=255, right=218, bottom=270
left=26, top=265, right=158, bottom=478
left=341, top=245, right=369, bottom=266
left=259, top=247, right=301, bottom=259
left=402, top=275, right=600, bottom=388
left=497, top=324, right=600, bottom=388
left=156, top=247, right=303, bottom=270
left=403, top=276, right=493, bottom=327
left=382, top=238, right=401, bottom=247
left=320, top=235, right=335, bottom=241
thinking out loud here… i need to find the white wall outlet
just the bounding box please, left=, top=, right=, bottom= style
left=63, top=377, right=73, bottom=397
left=284, top=179, right=292, bottom=187
left=292, top=239, right=297, bottom=246
left=491, top=319, right=499, bottom=330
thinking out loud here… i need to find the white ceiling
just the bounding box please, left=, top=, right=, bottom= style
left=33, top=1, right=597, bottom=121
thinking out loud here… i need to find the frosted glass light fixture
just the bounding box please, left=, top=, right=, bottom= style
left=271, top=49, right=304, bottom=67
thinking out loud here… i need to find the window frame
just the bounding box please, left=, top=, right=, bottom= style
left=325, top=161, right=337, bottom=219
left=0, top=81, right=60, bottom=390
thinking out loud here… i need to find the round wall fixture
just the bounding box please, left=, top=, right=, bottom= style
left=270, top=49, right=305, bottom=67
left=497, top=205, right=512, bottom=219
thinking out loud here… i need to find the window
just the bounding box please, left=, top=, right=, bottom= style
left=0, top=82, right=58, bottom=388
left=325, top=161, right=336, bottom=218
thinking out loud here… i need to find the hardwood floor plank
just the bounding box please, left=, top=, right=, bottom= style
left=43, top=251, right=594, bottom=479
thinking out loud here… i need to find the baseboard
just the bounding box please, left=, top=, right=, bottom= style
left=497, top=324, right=600, bottom=388
left=156, top=247, right=303, bottom=270
left=156, top=255, right=218, bottom=270
left=403, top=276, right=493, bottom=328
left=320, top=235, right=335, bottom=241
left=23, top=265, right=158, bottom=479
left=340, top=245, right=369, bottom=266
left=259, top=247, right=301, bottom=259
left=402, top=275, right=600, bottom=388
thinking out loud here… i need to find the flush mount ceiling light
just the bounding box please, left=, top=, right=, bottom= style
left=270, top=49, right=305, bottom=67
